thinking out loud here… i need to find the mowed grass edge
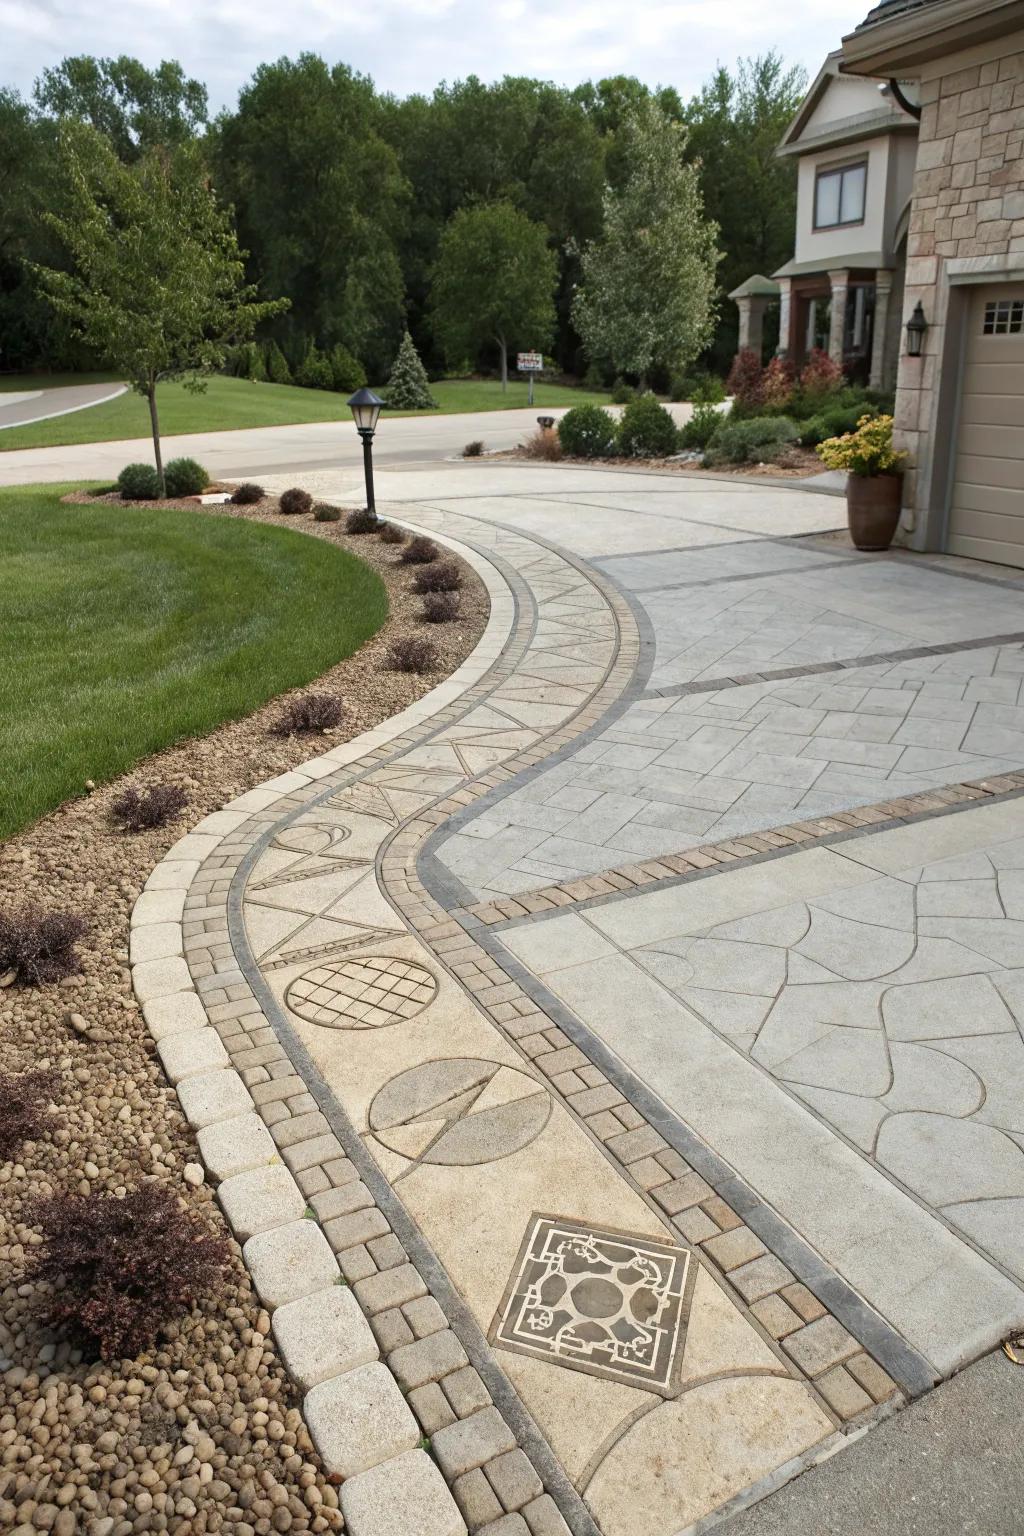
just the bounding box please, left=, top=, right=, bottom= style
left=0, top=374, right=612, bottom=451
left=0, top=485, right=388, bottom=838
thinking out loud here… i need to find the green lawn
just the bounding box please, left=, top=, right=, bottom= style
left=0, top=485, right=388, bottom=839
left=0, top=374, right=611, bottom=451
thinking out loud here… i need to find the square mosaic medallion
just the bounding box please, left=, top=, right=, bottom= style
left=491, top=1215, right=694, bottom=1396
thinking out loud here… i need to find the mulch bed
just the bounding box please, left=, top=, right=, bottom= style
left=0, top=494, right=488, bottom=1536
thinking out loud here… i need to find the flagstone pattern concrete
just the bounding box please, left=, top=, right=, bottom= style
left=131, top=471, right=1024, bottom=1536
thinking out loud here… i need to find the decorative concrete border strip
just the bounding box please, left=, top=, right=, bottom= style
left=132, top=520, right=532, bottom=1536
left=453, top=772, right=1024, bottom=929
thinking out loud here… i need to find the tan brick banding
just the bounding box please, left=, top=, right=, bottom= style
left=455, top=771, right=1024, bottom=928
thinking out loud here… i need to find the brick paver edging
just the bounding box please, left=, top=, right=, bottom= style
left=130, top=517, right=540, bottom=1536
left=454, top=773, right=1024, bottom=929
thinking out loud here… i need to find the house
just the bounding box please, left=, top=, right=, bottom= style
left=841, top=0, right=1024, bottom=566
left=729, top=53, right=920, bottom=388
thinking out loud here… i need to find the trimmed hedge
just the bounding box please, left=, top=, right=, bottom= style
left=558, top=404, right=617, bottom=459
left=617, top=395, right=678, bottom=458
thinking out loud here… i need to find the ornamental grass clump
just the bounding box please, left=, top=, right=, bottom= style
left=110, top=782, right=189, bottom=832
left=272, top=692, right=344, bottom=735
left=0, top=905, right=87, bottom=985
left=230, top=482, right=265, bottom=504
left=386, top=636, right=439, bottom=674
left=345, top=506, right=380, bottom=534
left=520, top=426, right=562, bottom=460
left=378, top=521, right=406, bottom=544
left=0, top=1068, right=61, bottom=1161
left=278, top=487, right=313, bottom=516
left=412, top=560, right=462, bottom=594
left=422, top=592, right=460, bottom=624
left=313, top=502, right=342, bottom=522
left=26, top=1183, right=230, bottom=1359
left=816, top=415, right=907, bottom=477
left=400, top=536, right=440, bottom=565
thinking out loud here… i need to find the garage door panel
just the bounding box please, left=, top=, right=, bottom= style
left=949, top=481, right=1024, bottom=520
left=947, top=285, right=1024, bottom=570
left=953, top=453, right=1024, bottom=492
left=957, top=392, right=1024, bottom=428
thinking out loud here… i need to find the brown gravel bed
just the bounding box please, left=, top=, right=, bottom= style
left=0, top=496, right=488, bottom=1536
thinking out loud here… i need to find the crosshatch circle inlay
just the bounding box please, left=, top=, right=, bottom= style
left=285, top=955, right=438, bottom=1029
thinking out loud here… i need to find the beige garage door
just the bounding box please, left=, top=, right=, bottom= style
left=947, top=284, right=1024, bottom=567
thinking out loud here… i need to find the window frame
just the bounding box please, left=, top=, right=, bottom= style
left=813, top=158, right=869, bottom=232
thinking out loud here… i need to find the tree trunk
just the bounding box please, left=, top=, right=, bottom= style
left=147, top=382, right=165, bottom=498
left=497, top=335, right=508, bottom=392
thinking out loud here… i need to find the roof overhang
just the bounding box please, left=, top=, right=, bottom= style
left=842, top=0, right=1024, bottom=75
left=774, top=254, right=887, bottom=279
left=777, top=108, right=919, bottom=157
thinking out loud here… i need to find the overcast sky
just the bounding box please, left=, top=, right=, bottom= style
left=4, top=0, right=869, bottom=111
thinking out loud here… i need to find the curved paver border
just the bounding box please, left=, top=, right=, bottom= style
left=132, top=504, right=918, bottom=1536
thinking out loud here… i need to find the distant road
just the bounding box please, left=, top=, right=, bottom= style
left=0, top=381, right=127, bottom=431
left=0, top=402, right=694, bottom=487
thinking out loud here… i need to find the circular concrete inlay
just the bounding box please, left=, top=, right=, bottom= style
left=285, top=955, right=438, bottom=1029
left=369, top=1057, right=551, bottom=1166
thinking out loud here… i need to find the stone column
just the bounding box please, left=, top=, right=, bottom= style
left=736, top=295, right=755, bottom=352
left=870, top=269, right=895, bottom=390
left=776, top=279, right=793, bottom=357
left=828, top=269, right=850, bottom=365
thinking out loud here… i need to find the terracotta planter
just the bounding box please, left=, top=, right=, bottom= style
left=845, top=472, right=903, bottom=551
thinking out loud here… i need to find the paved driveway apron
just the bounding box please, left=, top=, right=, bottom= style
left=233, top=467, right=1024, bottom=1536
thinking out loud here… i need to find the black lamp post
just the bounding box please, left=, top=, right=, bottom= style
left=348, top=387, right=384, bottom=516
left=905, top=301, right=928, bottom=358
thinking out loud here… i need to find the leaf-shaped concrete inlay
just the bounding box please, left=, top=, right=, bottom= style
left=876, top=1113, right=1024, bottom=1206
left=676, top=937, right=787, bottom=996
left=881, top=973, right=1015, bottom=1041
left=813, top=876, right=917, bottom=932
left=773, top=1024, right=892, bottom=1097
left=939, top=1033, right=1024, bottom=1133
left=797, top=907, right=915, bottom=981
left=791, top=1085, right=887, bottom=1152
left=880, top=1043, right=984, bottom=1118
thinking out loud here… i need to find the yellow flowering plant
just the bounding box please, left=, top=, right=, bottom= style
left=815, top=414, right=908, bottom=478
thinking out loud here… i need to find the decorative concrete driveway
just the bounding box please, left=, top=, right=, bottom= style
left=134, top=464, right=1024, bottom=1536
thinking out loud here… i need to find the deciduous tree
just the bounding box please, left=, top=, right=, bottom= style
left=34, top=130, right=286, bottom=493
left=573, top=102, right=720, bottom=388
left=431, top=202, right=557, bottom=389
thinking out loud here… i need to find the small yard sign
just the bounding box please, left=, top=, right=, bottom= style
left=517, top=352, right=544, bottom=372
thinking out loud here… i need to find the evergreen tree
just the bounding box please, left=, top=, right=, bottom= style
left=265, top=338, right=291, bottom=384
left=385, top=330, right=437, bottom=409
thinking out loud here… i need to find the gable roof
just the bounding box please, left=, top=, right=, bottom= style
left=778, top=51, right=918, bottom=157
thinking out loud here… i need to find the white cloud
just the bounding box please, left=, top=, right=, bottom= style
left=2, top=0, right=868, bottom=112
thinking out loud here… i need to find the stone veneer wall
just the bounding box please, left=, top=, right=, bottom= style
left=895, top=28, right=1024, bottom=536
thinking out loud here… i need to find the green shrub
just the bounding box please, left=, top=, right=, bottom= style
left=678, top=402, right=722, bottom=451
left=117, top=463, right=160, bottom=500
left=329, top=343, right=367, bottom=395
left=558, top=403, right=617, bottom=459
left=672, top=370, right=726, bottom=405
left=706, top=415, right=800, bottom=466
left=799, top=402, right=880, bottom=448
left=610, top=379, right=635, bottom=405
left=164, top=458, right=209, bottom=496
left=617, top=395, right=678, bottom=458
left=296, top=344, right=334, bottom=391
left=264, top=340, right=292, bottom=385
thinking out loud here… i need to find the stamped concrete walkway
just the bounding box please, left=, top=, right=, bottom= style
left=133, top=464, right=1024, bottom=1536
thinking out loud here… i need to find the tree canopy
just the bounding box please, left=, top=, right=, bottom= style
left=34, top=129, right=286, bottom=490
left=6, top=50, right=805, bottom=382
left=573, top=102, right=720, bottom=387
left=431, top=201, right=558, bottom=387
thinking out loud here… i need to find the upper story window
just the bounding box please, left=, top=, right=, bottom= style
left=814, top=160, right=867, bottom=230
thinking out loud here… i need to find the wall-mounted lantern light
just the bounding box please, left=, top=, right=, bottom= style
left=905, top=302, right=928, bottom=358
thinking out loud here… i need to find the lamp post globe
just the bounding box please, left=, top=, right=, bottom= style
left=348, top=387, right=385, bottom=515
